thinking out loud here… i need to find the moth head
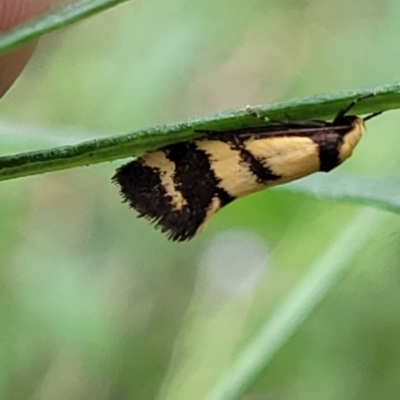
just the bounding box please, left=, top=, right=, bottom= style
left=338, top=117, right=366, bottom=163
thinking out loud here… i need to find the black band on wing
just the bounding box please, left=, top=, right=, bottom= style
left=310, top=130, right=343, bottom=172
left=164, top=142, right=234, bottom=240
left=113, top=161, right=171, bottom=221
left=211, top=132, right=280, bottom=184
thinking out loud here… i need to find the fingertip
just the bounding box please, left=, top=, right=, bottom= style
left=0, top=0, right=51, bottom=97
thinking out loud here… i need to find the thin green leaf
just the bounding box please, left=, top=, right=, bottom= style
left=203, top=208, right=385, bottom=400
left=1, top=83, right=400, bottom=182
left=0, top=0, right=131, bottom=56
left=278, top=172, right=400, bottom=214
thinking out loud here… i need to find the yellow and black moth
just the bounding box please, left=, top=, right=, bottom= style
left=113, top=97, right=381, bottom=241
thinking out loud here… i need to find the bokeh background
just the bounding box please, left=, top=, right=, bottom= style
left=1, top=0, right=400, bottom=399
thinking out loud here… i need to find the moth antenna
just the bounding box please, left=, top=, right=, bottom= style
left=363, top=111, right=383, bottom=121
left=333, top=93, right=375, bottom=123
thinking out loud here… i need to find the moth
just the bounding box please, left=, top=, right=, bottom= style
left=113, top=96, right=381, bottom=241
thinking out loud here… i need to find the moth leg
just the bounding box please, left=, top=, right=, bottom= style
left=245, top=105, right=271, bottom=122
left=246, top=105, right=295, bottom=127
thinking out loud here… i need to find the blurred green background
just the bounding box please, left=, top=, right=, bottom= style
left=1, top=0, right=400, bottom=399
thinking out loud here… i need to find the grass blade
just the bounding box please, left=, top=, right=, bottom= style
left=203, top=208, right=385, bottom=400
left=1, top=83, right=400, bottom=182
left=279, top=172, right=400, bottom=214
left=0, top=0, right=131, bottom=56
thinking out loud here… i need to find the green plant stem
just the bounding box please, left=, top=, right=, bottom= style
left=203, top=208, right=384, bottom=400
left=0, top=0, right=131, bottom=56
left=1, top=83, right=400, bottom=182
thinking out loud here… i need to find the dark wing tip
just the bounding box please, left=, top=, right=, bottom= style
left=112, top=160, right=205, bottom=242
